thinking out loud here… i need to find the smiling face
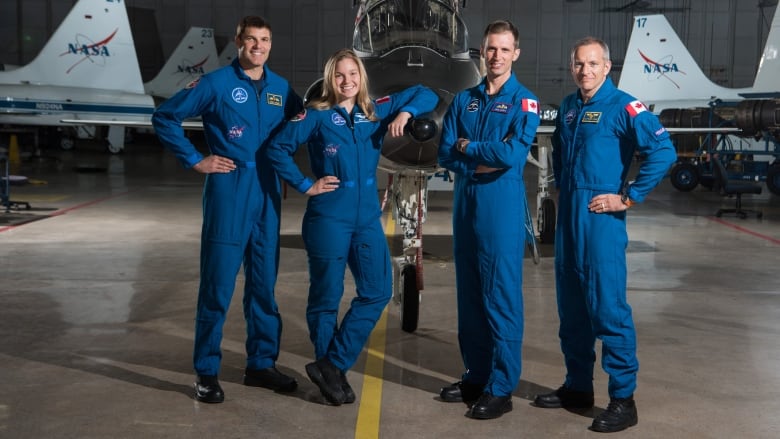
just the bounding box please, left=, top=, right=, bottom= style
left=333, top=57, right=361, bottom=106
left=571, top=42, right=611, bottom=101
left=236, top=26, right=271, bottom=75
left=481, top=30, right=520, bottom=81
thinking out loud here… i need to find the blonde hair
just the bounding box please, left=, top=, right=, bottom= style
left=308, top=49, right=377, bottom=121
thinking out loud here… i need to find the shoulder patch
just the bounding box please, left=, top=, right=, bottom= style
left=375, top=96, right=391, bottom=105
left=625, top=100, right=648, bottom=117
left=291, top=109, right=307, bottom=122
left=521, top=98, right=539, bottom=114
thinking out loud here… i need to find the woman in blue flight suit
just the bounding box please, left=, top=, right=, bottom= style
left=266, top=48, right=438, bottom=406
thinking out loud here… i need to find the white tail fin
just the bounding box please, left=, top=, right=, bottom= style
left=0, top=0, right=144, bottom=94
left=218, top=42, right=236, bottom=66
left=751, top=8, right=780, bottom=95
left=143, top=27, right=219, bottom=98
left=618, top=14, right=747, bottom=103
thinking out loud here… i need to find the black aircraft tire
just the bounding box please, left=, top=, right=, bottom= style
left=670, top=162, right=699, bottom=192
left=538, top=198, right=556, bottom=244
left=400, top=265, right=420, bottom=333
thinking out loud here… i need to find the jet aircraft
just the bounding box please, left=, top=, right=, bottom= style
left=144, top=27, right=220, bottom=100
left=617, top=12, right=780, bottom=194
left=618, top=12, right=780, bottom=112
left=0, top=0, right=157, bottom=153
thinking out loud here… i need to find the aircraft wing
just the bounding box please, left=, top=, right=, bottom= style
left=60, top=118, right=204, bottom=130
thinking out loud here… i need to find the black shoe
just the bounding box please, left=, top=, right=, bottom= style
left=439, top=381, right=483, bottom=404
left=468, top=393, right=513, bottom=420
left=194, top=375, right=224, bottom=403
left=534, top=385, right=595, bottom=409
left=244, top=367, right=298, bottom=392
left=305, top=358, right=346, bottom=406
left=340, top=371, right=356, bottom=404
left=591, top=396, right=638, bottom=433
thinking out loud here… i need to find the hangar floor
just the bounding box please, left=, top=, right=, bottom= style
left=1, top=138, right=778, bottom=438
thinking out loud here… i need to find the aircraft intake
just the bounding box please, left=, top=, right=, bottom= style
left=408, top=117, right=437, bottom=142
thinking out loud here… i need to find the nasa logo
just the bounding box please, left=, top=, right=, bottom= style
left=565, top=109, right=577, bottom=125
left=324, top=144, right=340, bottom=157
left=227, top=125, right=245, bottom=140
left=64, top=29, right=118, bottom=73
left=176, top=56, right=209, bottom=75
left=467, top=99, right=479, bottom=112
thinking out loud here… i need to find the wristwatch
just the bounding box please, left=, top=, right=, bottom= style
left=621, top=192, right=635, bottom=208
left=457, top=139, right=468, bottom=153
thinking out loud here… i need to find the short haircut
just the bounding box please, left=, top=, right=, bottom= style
left=483, top=20, right=520, bottom=49
left=236, top=16, right=271, bottom=39
left=570, top=36, right=611, bottom=65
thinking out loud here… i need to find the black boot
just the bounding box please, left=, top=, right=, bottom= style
left=194, top=375, right=224, bottom=403
left=243, top=367, right=298, bottom=392
left=305, top=358, right=346, bottom=406
left=468, top=393, right=513, bottom=420
left=341, top=371, right=356, bottom=404
left=591, top=396, right=638, bottom=433
left=534, top=385, right=594, bottom=409
left=439, top=381, right=483, bottom=404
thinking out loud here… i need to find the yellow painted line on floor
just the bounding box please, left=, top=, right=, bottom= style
left=354, top=211, right=394, bottom=439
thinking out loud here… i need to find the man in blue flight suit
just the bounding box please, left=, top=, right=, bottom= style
left=437, top=20, right=540, bottom=420
left=152, top=16, right=303, bottom=404
left=532, top=37, right=676, bottom=433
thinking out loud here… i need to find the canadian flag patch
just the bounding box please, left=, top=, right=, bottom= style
left=625, top=100, right=647, bottom=117
left=522, top=98, right=538, bottom=114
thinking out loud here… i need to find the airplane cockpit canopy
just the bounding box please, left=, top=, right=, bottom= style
left=353, top=0, right=470, bottom=58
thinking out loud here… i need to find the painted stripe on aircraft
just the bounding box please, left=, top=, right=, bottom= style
left=0, top=100, right=154, bottom=116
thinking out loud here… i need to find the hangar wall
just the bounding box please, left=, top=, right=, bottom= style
left=0, top=0, right=777, bottom=107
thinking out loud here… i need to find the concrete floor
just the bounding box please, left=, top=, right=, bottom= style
left=1, top=137, right=779, bottom=438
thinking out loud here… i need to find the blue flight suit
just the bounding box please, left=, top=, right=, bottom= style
left=552, top=77, right=675, bottom=398
left=265, top=85, right=438, bottom=371
left=152, top=59, right=303, bottom=376
left=438, top=73, right=540, bottom=397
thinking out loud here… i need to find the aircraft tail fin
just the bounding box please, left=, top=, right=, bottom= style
left=144, top=27, right=219, bottom=98
left=617, top=14, right=736, bottom=103
left=218, top=42, right=236, bottom=66
left=0, top=0, right=145, bottom=94
left=751, top=8, right=780, bottom=94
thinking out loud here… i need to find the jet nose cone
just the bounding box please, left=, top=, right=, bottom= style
left=408, top=118, right=437, bottom=142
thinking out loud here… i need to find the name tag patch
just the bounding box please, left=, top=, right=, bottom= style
left=266, top=93, right=282, bottom=106
left=581, top=112, right=602, bottom=123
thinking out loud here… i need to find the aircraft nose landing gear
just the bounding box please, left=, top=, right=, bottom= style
left=388, top=171, right=427, bottom=333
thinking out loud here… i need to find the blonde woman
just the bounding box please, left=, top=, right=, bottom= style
left=266, top=49, right=438, bottom=405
